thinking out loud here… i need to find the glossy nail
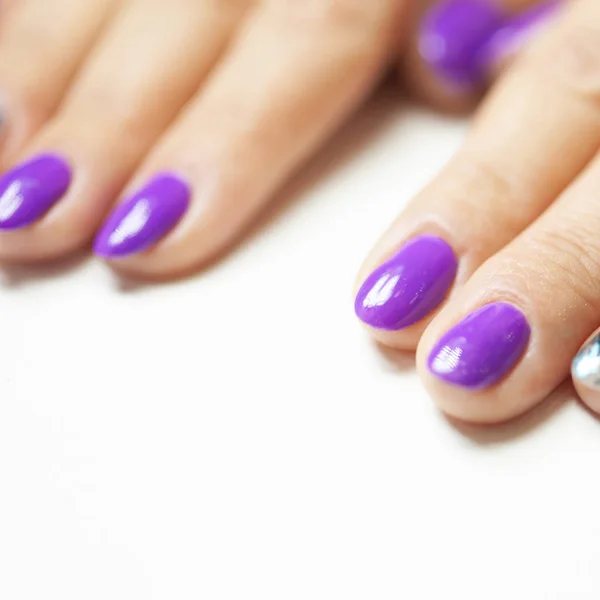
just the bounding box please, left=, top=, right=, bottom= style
left=478, top=0, right=562, bottom=72
left=94, top=173, right=191, bottom=258
left=428, top=302, right=530, bottom=390
left=419, top=0, right=505, bottom=87
left=0, top=153, right=72, bottom=230
left=572, top=332, right=600, bottom=390
left=355, top=235, right=458, bottom=331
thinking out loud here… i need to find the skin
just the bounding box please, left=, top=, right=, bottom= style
left=0, top=0, right=598, bottom=422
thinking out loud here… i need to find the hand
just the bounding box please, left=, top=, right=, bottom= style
left=0, top=0, right=409, bottom=276
left=355, top=0, right=600, bottom=423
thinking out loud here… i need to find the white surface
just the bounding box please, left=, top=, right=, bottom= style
left=0, top=89, right=598, bottom=599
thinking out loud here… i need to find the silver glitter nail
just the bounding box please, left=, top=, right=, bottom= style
left=572, top=334, right=600, bottom=388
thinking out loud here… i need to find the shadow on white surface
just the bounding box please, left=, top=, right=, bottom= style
left=448, top=379, right=584, bottom=445
left=373, top=341, right=416, bottom=373
left=370, top=337, right=583, bottom=446
left=0, top=252, right=91, bottom=288
left=0, top=85, right=598, bottom=600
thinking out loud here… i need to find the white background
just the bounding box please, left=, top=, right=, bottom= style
left=0, top=88, right=598, bottom=599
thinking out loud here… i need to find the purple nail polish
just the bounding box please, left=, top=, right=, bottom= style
left=478, top=0, right=562, bottom=70
left=94, top=173, right=191, bottom=258
left=428, top=302, right=531, bottom=390
left=0, top=153, right=72, bottom=230
left=419, top=0, right=505, bottom=87
left=355, top=235, right=458, bottom=331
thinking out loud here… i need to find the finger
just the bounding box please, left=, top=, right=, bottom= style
left=354, top=0, right=599, bottom=351
left=572, top=329, right=600, bottom=414
left=404, top=0, right=563, bottom=111
left=0, top=0, right=118, bottom=159
left=419, top=147, right=600, bottom=424
left=0, top=0, right=250, bottom=260
left=92, top=0, right=409, bottom=276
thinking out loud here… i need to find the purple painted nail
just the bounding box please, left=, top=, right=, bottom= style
left=428, top=302, right=531, bottom=390
left=419, top=0, right=505, bottom=87
left=94, top=173, right=191, bottom=258
left=0, top=153, right=72, bottom=230
left=355, top=235, right=458, bottom=331
left=478, top=0, right=562, bottom=70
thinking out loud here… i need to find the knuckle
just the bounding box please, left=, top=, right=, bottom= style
left=17, top=83, right=55, bottom=123
left=445, top=154, right=534, bottom=234
left=540, top=19, right=600, bottom=102
left=269, top=0, right=387, bottom=31
left=263, top=0, right=399, bottom=73
left=455, top=156, right=522, bottom=203
left=527, top=225, right=600, bottom=314
left=203, top=0, right=252, bottom=15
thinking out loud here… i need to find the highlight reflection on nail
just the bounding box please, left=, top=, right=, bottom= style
left=94, top=172, right=190, bottom=258
left=428, top=302, right=531, bottom=390
left=355, top=235, right=457, bottom=331
left=419, top=0, right=505, bottom=87
left=0, top=153, right=72, bottom=230
left=572, top=333, right=600, bottom=390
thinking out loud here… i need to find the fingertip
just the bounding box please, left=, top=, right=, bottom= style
left=572, top=331, right=600, bottom=415
left=573, top=380, right=600, bottom=417
left=418, top=0, right=503, bottom=89
left=416, top=340, right=515, bottom=424
left=416, top=301, right=534, bottom=424
left=404, top=0, right=564, bottom=112
left=353, top=234, right=459, bottom=350
left=401, top=0, right=503, bottom=110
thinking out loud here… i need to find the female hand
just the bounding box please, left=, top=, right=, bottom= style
left=0, top=0, right=409, bottom=274
left=1, top=0, right=596, bottom=423
left=355, top=0, right=600, bottom=422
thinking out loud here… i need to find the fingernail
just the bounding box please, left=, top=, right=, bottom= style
left=0, top=153, right=72, bottom=230
left=419, top=0, right=505, bottom=87
left=428, top=302, right=531, bottom=390
left=355, top=235, right=458, bottom=331
left=94, top=173, right=191, bottom=258
left=572, top=332, right=600, bottom=390
left=478, top=0, right=562, bottom=72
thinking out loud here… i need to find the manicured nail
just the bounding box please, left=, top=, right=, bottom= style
left=419, top=0, right=505, bottom=87
left=94, top=173, right=191, bottom=258
left=0, top=153, right=72, bottom=230
left=572, top=332, right=600, bottom=390
left=355, top=235, right=458, bottom=331
left=478, top=0, right=562, bottom=72
left=428, top=302, right=531, bottom=390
